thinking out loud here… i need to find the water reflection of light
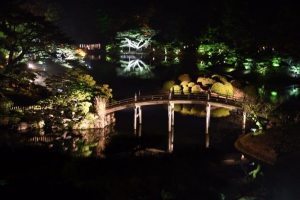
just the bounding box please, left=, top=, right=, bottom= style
left=87, top=55, right=101, bottom=60
left=242, top=70, right=251, bottom=74
left=116, top=58, right=155, bottom=78
left=288, top=86, right=299, bottom=97
left=225, top=68, right=235, bottom=72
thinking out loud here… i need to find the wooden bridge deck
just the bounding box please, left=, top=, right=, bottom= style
left=105, top=93, right=243, bottom=113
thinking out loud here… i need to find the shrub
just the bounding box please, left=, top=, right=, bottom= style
left=211, top=82, right=227, bottom=96
left=191, top=85, right=203, bottom=94
left=197, top=77, right=215, bottom=86
left=211, top=82, right=234, bottom=97
left=162, top=80, right=176, bottom=91
left=0, top=96, right=13, bottom=114
left=173, top=85, right=182, bottom=95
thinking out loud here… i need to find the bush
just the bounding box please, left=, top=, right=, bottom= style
left=211, top=82, right=227, bottom=96
left=197, top=77, right=215, bottom=86
left=211, top=82, right=234, bottom=97
left=173, top=85, right=182, bottom=95
left=0, top=96, right=13, bottom=114
left=162, top=80, right=175, bottom=91
left=191, top=85, right=203, bottom=94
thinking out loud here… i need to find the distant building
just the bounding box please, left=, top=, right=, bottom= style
left=79, top=43, right=101, bottom=50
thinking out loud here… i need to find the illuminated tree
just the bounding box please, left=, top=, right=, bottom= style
left=241, top=86, right=284, bottom=134
left=45, top=68, right=112, bottom=99
left=117, top=58, right=155, bottom=78
left=117, top=28, right=157, bottom=52
left=35, top=68, right=112, bottom=129
left=0, top=0, right=70, bottom=73
left=0, top=93, right=13, bottom=114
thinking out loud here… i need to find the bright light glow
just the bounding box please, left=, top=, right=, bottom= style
left=76, top=49, right=87, bottom=57
left=251, top=128, right=257, bottom=133
left=288, top=87, right=299, bottom=97
left=28, top=63, right=34, bottom=68
left=271, top=91, right=277, bottom=96
left=117, top=58, right=154, bottom=78
left=225, top=68, right=235, bottom=72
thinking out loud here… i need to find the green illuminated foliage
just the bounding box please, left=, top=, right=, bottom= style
left=0, top=95, right=13, bottom=114
left=188, top=82, right=195, bottom=87
left=173, top=104, right=182, bottom=112
left=162, top=80, right=175, bottom=91
left=196, top=61, right=210, bottom=71
left=211, top=108, right=230, bottom=117
left=173, top=85, right=182, bottom=95
left=211, top=82, right=228, bottom=97
left=191, top=85, right=203, bottom=94
left=211, top=74, right=227, bottom=84
left=225, top=54, right=237, bottom=65
left=116, top=28, right=157, bottom=52
left=180, top=81, right=189, bottom=87
left=34, top=68, right=112, bottom=129
left=182, top=85, right=189, bottom=94
left=197, top=77, right=215, bottom=86
left=190, top=105, right=206, bottom=117
left=272, top=57, right=281, bottom=67
left=197, top=43, right=229, bottom=55
left=241, top=85, right=284, bottom=132
left=209, top=75, right=234, bottom=97
left=182, top=104, right=193, bottom=113
left=0, top=1, right=70, bottom=72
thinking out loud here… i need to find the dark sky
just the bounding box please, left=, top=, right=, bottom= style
left=28, top=0, right=212, bottom=43
left=25, top=0, right=300, bottom=49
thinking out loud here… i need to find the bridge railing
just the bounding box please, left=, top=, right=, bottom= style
left=209, top=94, right=244, bottom=106
left=106, top=97, right=135, bottom=108
left=105, top=92, right=245, bottom=109
left=9, top=93, right=245, bottom=111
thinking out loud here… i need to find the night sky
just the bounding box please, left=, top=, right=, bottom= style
left=23, top=0, right=300, bottom=51
left=24, top=0, right=214, bottom=43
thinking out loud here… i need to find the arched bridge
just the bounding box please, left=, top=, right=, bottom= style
left=106, top=92, right=243, bottom=113
left=105, top=92, right=247, bottom=136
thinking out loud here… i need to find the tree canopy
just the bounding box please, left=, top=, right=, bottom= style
left=0, top=0, right=71, bottom=73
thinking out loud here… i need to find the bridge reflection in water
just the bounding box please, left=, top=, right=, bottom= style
left=106, top=92, right=247, bottom=149
left=17, top=92, right=248, bottom=157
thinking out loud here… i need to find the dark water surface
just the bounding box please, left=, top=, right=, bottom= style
left=1, top=53, right=300, bottom=199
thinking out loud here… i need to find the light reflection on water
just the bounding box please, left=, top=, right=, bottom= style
left=0, top=105, right=245, bottom=158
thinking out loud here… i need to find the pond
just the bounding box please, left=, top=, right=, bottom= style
left=1, top=52, right=300, bottom=199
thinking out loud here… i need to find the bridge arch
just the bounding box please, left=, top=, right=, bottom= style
left=105, top=92, right=246, bottom=138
